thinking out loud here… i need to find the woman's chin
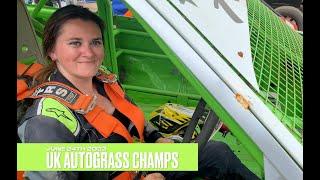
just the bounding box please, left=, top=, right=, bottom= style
left=73, top=69, right=98, bottom=79
left=78, top=72, right=97, bottom=79
left=76, top=67, right=99, bottom=77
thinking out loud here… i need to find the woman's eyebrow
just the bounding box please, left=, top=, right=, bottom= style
left=66, top=37, right=102, bottom=41
left=67, top=38, right=82, bottom=41
left=92, top=37, right=103, bottom=41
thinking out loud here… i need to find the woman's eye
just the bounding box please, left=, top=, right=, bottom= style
left=69, top=41, right=81, bottom=47
left=91, top=40, right=103, bottom=47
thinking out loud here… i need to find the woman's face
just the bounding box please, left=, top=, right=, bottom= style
left=49, top=19, right=104, bottom=80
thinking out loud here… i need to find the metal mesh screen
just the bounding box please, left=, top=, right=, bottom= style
left=247, top=0, right=303, bottom=143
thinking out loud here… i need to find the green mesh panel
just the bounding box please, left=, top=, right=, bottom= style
left=248, top=0, right=303, bottom=143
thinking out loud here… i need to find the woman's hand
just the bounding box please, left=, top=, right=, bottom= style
left=155, top=137, right=174, bottom=143
left=144, top=173, right=165, bottom=180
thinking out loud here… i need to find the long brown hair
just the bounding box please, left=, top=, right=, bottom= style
left=34, top=5, right=105, bottom=85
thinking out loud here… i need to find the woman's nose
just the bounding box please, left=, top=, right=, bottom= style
left=81, top=45, right=94, bottom=57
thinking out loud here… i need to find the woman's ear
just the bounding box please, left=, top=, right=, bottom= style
left=49, top=51, right=57, bottom=61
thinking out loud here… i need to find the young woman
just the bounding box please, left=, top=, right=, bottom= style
left=18, top=5, right=259, bottom=180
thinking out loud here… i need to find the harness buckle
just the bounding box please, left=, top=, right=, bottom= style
left=75, top=95, right=97, bottom=114
left=101, top=74, right=117, bottom=84
left=96, top=72, right=117, bottom=84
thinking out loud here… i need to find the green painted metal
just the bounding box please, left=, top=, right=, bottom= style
left=116, top=49, right=168, bottom=59
left=113, top=16, right=146, bottom=32
left=25, top=5, right=53, bottom=46
left=122, top=3, right=264, bottom=177
left=31, top=18, right=44, bottom=37
left=19, top=56, right=37, bottom=65
left=116, top=52, right=198, bottom=94
left=27, top=5, right=56, bottom=21
left=113, top=29, right=149, bottom=37
left=96, top=0, right=118, bottom=75
left=123, top=84, right=200, bottom=100
left=115, top=30, right=165, bottom=55
left=31, top=0, right=48, bottom=18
